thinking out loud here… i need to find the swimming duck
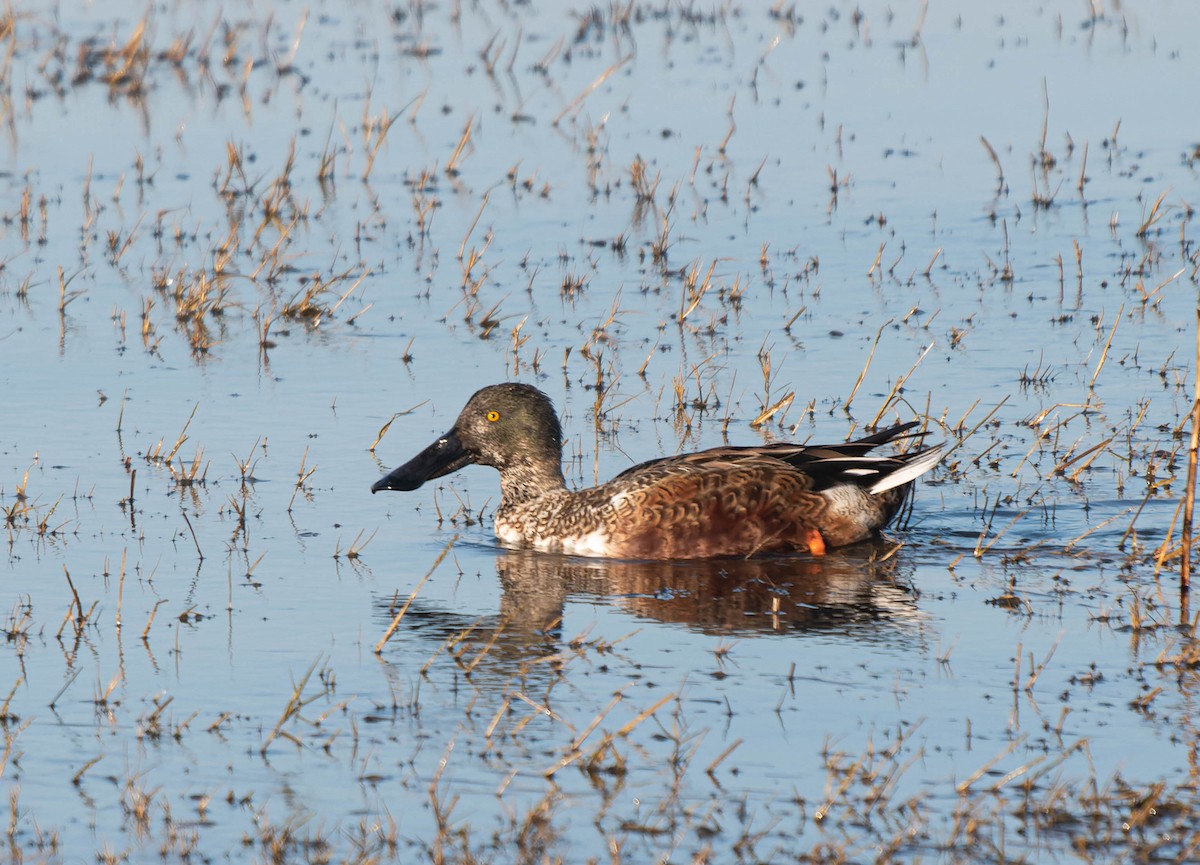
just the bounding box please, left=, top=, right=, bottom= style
left=372, top=383, right=942, bottom=560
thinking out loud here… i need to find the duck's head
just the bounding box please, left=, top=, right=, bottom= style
left=371, top=383, right=564, bottom=493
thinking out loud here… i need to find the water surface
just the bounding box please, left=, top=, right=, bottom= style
left=3, top=1, right=1200, bottom=861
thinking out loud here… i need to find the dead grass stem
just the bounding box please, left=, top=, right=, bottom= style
left=374, top=535, right=457, bottom=654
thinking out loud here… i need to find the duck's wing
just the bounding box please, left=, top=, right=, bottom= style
left=571, top=422, right=943, bottom=558
left=609, top=421, right=941, bottom=494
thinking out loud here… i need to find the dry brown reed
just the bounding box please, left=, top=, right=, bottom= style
left=375, top=536, right=458, bottom=653
left=1182, top=304, right=1200, bottom=592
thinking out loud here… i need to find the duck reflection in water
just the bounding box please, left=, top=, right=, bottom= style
left=376, top=543, right=925, bottom=682
left=494, top=547, right=921, bottom=639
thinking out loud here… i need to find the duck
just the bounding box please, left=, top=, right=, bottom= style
left=371, top=382, right=943, bottom=560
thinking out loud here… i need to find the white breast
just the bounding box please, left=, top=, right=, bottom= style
left=495, top=515, right=612, bottom=557
left=545, top=529, right=612, bottom=557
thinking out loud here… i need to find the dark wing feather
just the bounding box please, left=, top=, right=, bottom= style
left=609, top=421, right=932, bottom=493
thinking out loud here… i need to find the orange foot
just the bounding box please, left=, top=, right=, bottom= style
left=805, top=528, right=826, bottom=556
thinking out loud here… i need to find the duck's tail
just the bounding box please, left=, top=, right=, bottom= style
left=867, top=442, right=945, bottom=495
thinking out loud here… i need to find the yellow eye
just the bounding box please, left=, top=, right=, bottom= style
left=486, top=410, right=501, bottom=422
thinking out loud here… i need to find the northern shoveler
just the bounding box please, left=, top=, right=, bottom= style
left=371, top=383, right=943, bottom=560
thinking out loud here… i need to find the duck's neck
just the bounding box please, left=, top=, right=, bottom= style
left=497, top=457, right=568, bottom=507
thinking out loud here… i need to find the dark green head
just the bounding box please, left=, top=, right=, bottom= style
left=371, top=383, right=564, bottom=493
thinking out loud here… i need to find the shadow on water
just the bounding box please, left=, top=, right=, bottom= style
left=376, top=543, right=925, bottom=675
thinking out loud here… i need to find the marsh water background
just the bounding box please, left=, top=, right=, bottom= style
left=4, top=1, right=1200, bottom=861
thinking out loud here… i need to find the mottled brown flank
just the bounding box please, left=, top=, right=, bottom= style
left=610, top=461, right=826, bottom=558
left=498, top=456, right=906, bottom=559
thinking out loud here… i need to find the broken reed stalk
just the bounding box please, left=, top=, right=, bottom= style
left=1038, top=78, right=1051, bottom=165
left=572, top=692, right=625, bottom=753
left=1066, top=507, right=1134, bottom=554
left=369, top=402, right=426, bottom=452
left=1119, top=478, right=1172, bottom=550
left=0, top=678, right=21, bottom=721
left=1135, top=189, right=1169, bottom=238
left=116, top=548, right=127, bottom=629
left=143, top=599, right=168, bottom=640
left=374, top=535, right=458, bottom=654
left=980, top=136, right=1004, bottom=190
left=165, top=403, right=200, bottom=464
left=181, top=510, right=204, bottom=561
left=1088, top=303, right=1123, bottom=391
left=116, top=387, right=127, bottom=433
left=869, top=341, right=934, bottom=429
left=617, top=691, right=675, bottom=737
left=287, top=447, right=316, bottom=511
left=922, top=248, right=942, bottom=277
left=956, top=736, right=1025, bottom=794
left=1153, top=498, right=1187, bottom=577
left=72, top=754, right=103, bottom=786
left=512, top=691, right=573, bottom=729
left=261, top=656, right=324, bottom=754
left=552, top=54, right=633, bottom=126
left=49, top=668, right=82, bottom=709
left=458, top=190, right=491, bottom=261
left=1023, top=636, right=1061, bottom=692
left=445, top=116, right=475, bottom=176
left=345, top=528, right=378, bottom=559
left=706, top=737, right=743, bottom=777
left=751, top=392, right=794, bottom=428
left=461, top=626, right=506, bottom=674
left=370, top=416, right=398, bottom=452
left=947, top=395, right=1009, bottom=462
left=1181, top=303, right=1200, bottom=593
left=485, top=695, right=513, bottom=739
left=844, top=319, right=893, bottom=414
left=64, top=565, right=83, bottom=623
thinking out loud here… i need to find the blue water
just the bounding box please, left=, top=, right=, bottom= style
left=3, top=1, right=1200, bottom=861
